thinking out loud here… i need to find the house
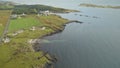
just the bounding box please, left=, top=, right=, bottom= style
left=20, top=13, right=26, bottom=17
left=44, top=10, right=50, bottom=16
left=38, top=10, right=50, bottom=16
left=11, top=13, right=26, bottom=19
left=11, top=14, right=18, bottom=19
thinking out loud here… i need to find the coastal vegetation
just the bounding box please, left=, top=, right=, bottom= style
left=0, top=1, right=78, bottom=68
left=12, top=5, right=78, bottom=14
left=0, top=14, right=69, bottom=68
left=80, top=3, right=120, bottom=9
left=8, top=15, right=41, bottom=32
left=0, top=1, right=78, bottom=13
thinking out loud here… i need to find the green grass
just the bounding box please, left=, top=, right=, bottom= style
left=0, top=14, right=68, bottom=68
left=8, top=15, right=68, bottom=32
left=0, top=43, right=49, bottom=68
left=0, top=45, right=14, bottom=67
left=9, top=15, right=43, bottom=32
left=2, top=52, right=49, bottom=68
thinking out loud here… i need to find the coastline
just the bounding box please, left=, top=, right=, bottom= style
left=33, top=19, right=83, bottom=68
left=0, top=11, right=82, bottom=68
left=0, top=14, right=70, bottom=68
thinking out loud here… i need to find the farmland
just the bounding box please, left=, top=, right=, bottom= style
left=9, top=15, right=42, bottom=32
left=0, top=10, right=11, bottom=37
left=8, top=14, right=68, bottom=32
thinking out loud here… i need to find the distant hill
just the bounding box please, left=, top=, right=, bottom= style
left=80, top=3, right=120, bottom=9
left=0, top=1, right=15, bottom=10
left=0, top=1, right=78, bottom=14
left=12, top=5, right=78, bottom=14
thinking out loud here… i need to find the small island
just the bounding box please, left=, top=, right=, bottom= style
left=80, top=3, right=120, bottom=9
left=0, top=1, right=79, bottom=68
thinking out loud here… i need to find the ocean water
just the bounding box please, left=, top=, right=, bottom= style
left=38, top=8, right=120, bottom=68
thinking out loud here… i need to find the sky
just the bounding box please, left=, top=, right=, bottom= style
left=3, top=0, right=120, bottom=5
left=2, top=0, right=120, bottom=9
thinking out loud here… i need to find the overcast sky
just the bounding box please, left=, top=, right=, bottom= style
left=2, top=0, right=120, bottom=9
left=4, top=0, right=120, bottom=5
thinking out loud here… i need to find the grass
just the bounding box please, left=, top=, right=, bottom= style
left=0, top=45, right=14, bottom=66
left=36, top=15, right=68, bottom=31
left=8, top=14, right=68, bottom=32
left=9, top=15, right=43, bottom=32
left=2, top=52, right=49, bottom=68
left=38, top=15, right=68, bottom=25
left=0, top=43, right=49, bottom=68
left=0, top=10, right=11, bottom=36
left=0, top=14, right=68, bottom=68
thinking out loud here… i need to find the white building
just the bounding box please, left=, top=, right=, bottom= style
left=20, top=13, right=26, bottom=17
left=38, top=10, right=50, bottom=16
left=44, top=10, right=50, bottom=16
left=11, top=14, right=18, bottom=19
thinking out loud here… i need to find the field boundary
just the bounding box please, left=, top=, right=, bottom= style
left=0, top=10, right=12, bottom=44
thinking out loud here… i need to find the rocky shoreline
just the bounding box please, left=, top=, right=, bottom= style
left=33, top=20, right=83, bottom=68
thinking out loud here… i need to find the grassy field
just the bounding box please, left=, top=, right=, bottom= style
left=9, top=15, right=43, bottom=32
left=8, top=14, right=68, bottom=32
left=0, top=14, right=68, bottom=68
left=0, top=10, right=11, bottom=37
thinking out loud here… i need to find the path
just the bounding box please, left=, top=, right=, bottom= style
left=0, top=11, right=12, bottom=44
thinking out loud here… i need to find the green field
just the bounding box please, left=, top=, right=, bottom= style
left=9, top=14, right=68, bottom=32
left=9, top=15, right=43, bottom=32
